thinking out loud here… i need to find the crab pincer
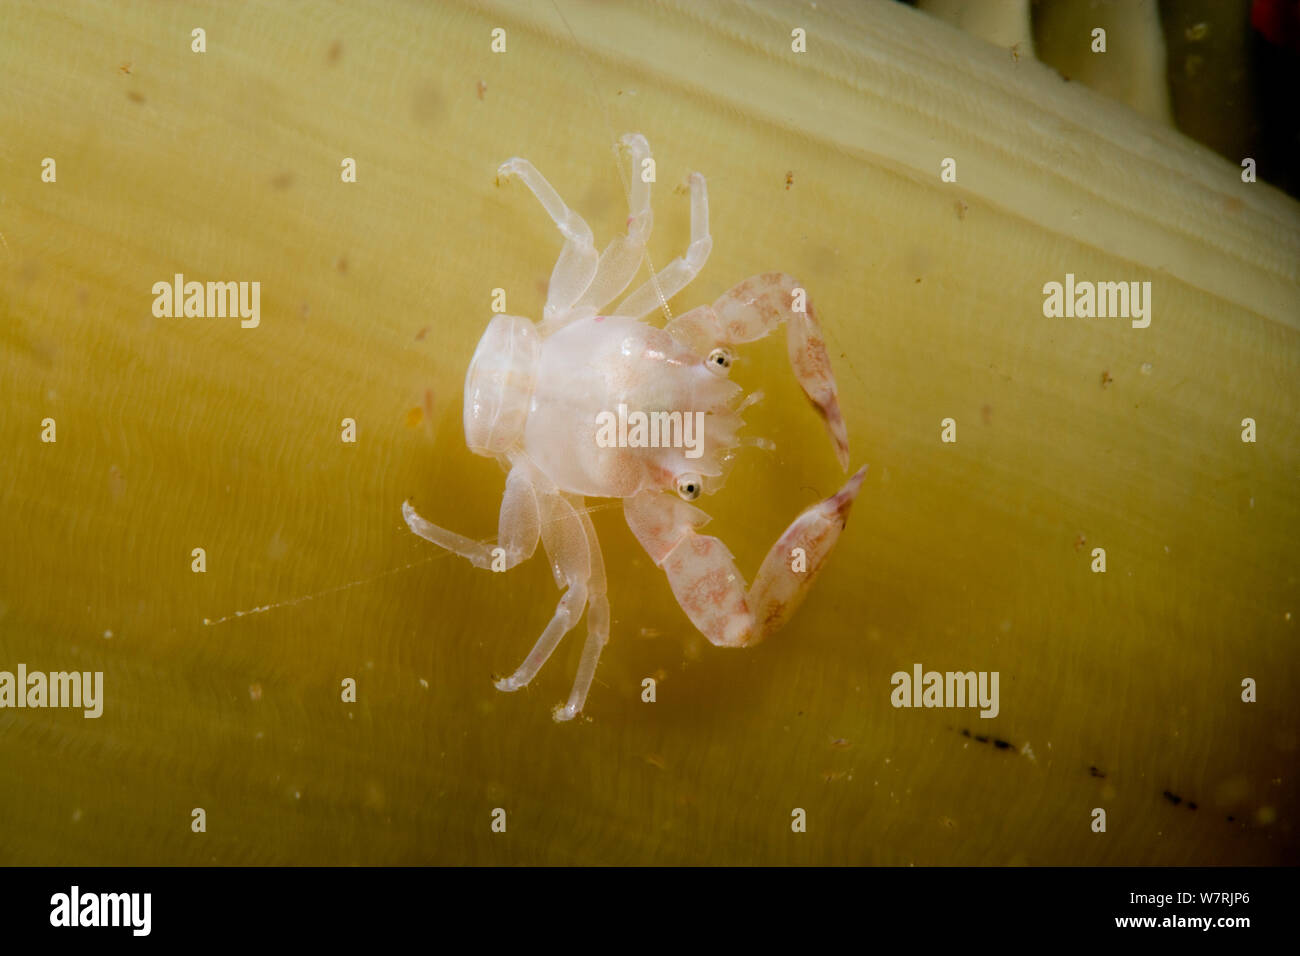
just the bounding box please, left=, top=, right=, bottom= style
left=666, top=272, right=851, bottom=471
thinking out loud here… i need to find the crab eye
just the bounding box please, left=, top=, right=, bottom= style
left=675, top=474, right=702, bottom=501
left=705, top=348, right=733, bottom=374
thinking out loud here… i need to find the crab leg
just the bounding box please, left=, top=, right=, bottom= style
left=612, top=170, right=712, bottom=319
left=553, top=500, right=610, bottom=722
left=497, top=157, right=598, bottom=324
left=401, top=462, right=540, bottom=570
left=624, top=466, right=868, bottom=648
left=492, top=492, right=593, bottom=701
left=574, top=133, right=655, bottom=314
left=405, top=469, right=606, bottom=712
left=667, top=273, right=850, bottom=470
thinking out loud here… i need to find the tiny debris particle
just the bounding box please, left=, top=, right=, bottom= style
left=644, top=754, right=666, bottom=770
left=1140, top=362, right=1152, bottom=375
left=108, top=464, right=126, bottom=501
left=1185, top=22, right=1209, bottom=42
left=415, top=326, right=429, bottom=341
left=249, top=683, right=263, bottom=702
left=1101, top=370, right=1113, bottom=388
left=118, top=62, right=132, bottom=75
left=975, top=735, right=989, bottom=743
left=126, top=90, right=145, bottom=104
left=1089, top=765, right=1107, bottom=778
left=1074, top=533, right=1087, bottom=552
left=476, top=79, right=487, bottom=100
left=954, top=199, right=968, bottom=220
left=993, top=739, right=1012, bottom=750
left=785, top=171, right=794, bottom=190
left=1162, top=790, right=1181, bottom=805
left=830, top=737, right=850, bottom=749
left=1188, top=802, right=1198, bottom=810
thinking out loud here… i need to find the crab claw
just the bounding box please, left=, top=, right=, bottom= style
left=624, top=464, right=869, bottom=648
left=666, top=272, right=851, bottom=470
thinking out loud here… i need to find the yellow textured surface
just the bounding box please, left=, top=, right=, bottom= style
left=0, top=0, right=1296, bottom=865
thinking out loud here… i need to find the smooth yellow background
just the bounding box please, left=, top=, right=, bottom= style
left=1, top=0, right=1296, bottom=864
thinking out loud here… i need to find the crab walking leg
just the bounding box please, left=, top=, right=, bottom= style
left=612, top=171, right=712, bottom=320
left=625, top=466, right=868, bottom=648
left=494, top=492, right=592, bottom=693
left=553, top=501, right=610, bottom=722
left=401, top=462, right=540, bottom=570
left=497, top=157, right=598, bottom=324
left=667, top=273, right=851, bottom=470
left=574, top=133, right=655, bottom=314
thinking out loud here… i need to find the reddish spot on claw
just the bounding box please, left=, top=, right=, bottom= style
left=595, top=315, right=605, bottom=322
left=762, top=603, right=785, bottom=630
left=694, top=567, right=732, bottom=608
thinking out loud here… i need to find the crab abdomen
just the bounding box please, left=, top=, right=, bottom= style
left=463, top=315, right=541, bottom=457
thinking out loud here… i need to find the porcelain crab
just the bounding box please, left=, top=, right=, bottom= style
left=404, top=134, right=867, bottom=721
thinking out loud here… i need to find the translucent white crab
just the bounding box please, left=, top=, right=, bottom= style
left=404, top=134, right=867, bottom=721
